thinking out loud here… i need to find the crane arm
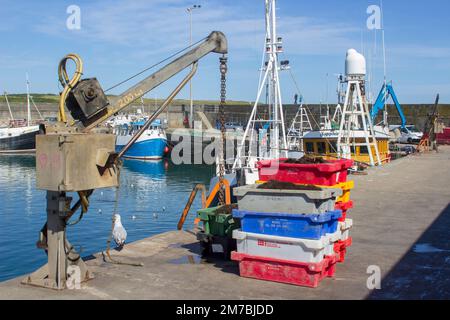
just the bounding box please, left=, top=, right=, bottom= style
left=370, top=84, right=387, bottom=122
left=60, top=31, right=227, bottom=132
left=371, top=83, right=407, bottom=128
left=386, top=84, right=407, bottom=128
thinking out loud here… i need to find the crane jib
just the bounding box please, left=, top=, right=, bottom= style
left=81, top=31, right=228, bottom=132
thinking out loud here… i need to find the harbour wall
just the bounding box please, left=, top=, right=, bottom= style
left=1, top=102, right=450, bottom=130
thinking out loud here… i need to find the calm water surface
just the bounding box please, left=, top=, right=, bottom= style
left=0, top=155, right=215, bottom=282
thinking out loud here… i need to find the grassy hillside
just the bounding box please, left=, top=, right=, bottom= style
left=2, top=94, right=60, bottom=104
left=1, top=93, right=252, bottom=107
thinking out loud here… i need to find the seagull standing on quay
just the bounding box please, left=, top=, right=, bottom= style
left=112, top=214, right=127, bottom=249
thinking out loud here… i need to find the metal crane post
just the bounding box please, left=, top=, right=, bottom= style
left=22, top=192, right=93, bottom=289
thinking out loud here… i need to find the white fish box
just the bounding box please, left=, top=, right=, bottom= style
left=233, top=229, right=340, bottom=264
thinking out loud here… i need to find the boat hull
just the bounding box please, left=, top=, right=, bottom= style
left=0, top=130, right=39, bottom=152
left=116, top=138, right=167, bottom=160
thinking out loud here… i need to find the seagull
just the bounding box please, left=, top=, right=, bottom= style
left=112, top=214, right=127, bottom=249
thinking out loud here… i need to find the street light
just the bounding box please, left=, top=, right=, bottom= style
left=186, top=4, right=201, bottom=128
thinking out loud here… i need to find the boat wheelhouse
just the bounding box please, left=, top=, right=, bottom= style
left=301, top=127, right=391, bottom=165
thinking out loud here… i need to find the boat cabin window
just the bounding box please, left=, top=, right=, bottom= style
left=115, top=125, right=129, bottom=136
left=317, top=142, right=326, bottom=155
left=360, top=146, right=369, bottom=155
left=329, top=141, right=338, bottom=153
left=305, top=142, right=314, bottom=153
left=150, top=125, right=163, bottom=134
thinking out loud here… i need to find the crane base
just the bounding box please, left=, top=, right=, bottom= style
left=21, top=191, right=95, bottom=290
left=21, top=259, right=94, bottom=290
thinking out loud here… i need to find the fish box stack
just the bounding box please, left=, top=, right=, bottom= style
left=230, top=158, right=354, bottom=288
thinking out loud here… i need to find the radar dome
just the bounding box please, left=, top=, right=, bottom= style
left=345, top=49, right=366, bottom=77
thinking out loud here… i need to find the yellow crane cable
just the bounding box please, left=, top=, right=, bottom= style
left=57, top=53, right=83, bottom=123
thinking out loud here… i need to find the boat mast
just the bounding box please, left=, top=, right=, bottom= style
left=380, top=0, right=388, bottom=126
left=233, top=0, right=287, bottom=170
left=4, top=91, right=14, bottom=121
left=26, top=73, right=31, bottom=126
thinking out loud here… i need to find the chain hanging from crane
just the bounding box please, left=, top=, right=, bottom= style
left=218, top=55, right=228, bottom=206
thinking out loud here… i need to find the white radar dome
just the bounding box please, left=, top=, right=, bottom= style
left=345, top=49, right=366, bottom=77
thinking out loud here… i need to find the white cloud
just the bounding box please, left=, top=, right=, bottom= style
left=32, top=0, right=360, bottom=60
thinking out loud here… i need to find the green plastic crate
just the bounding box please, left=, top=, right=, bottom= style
left=197, top=205, right=240, bottom=238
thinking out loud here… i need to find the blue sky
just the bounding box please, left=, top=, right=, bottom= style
left=0, top=0, right=449, bottom=103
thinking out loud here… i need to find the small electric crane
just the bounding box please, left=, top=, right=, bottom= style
left=370, top=82, right=407, bottom=129
left=22, top=31, right=228, bottom=290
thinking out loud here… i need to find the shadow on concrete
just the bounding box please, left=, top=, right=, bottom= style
left=180, top=241, right=240, bottom=276
left=368, top=204, right=450, bottom=300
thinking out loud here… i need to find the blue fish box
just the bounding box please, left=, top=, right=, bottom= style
left=232, top=209, right=342, bottom=240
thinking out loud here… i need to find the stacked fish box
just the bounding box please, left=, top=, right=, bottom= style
left=257, top=158, right=355, bottom=263
left=230, top=158, right=354, bottom=288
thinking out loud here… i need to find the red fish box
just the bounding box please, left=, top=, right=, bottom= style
left=231, top=251, right=337, bottom=288
left=257, top=158, right=354, bottom=186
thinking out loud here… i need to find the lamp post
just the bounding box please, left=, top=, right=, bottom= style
left=187, top=4, right=201, bottom=128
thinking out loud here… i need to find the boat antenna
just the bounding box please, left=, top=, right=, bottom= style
left=26, top=73, right=31, bottom=126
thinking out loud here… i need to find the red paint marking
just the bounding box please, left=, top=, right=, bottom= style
left=38, top=154, right=48, bottom=168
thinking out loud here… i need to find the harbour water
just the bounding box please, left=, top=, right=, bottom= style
left=0, top=155, right=215, bottom=282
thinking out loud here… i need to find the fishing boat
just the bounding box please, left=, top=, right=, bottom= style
left=301, top=126, right=391, bottom=165
left=295, top=48, right=392, bottom=166
left=231, top=0, right=289, bottom=185
left=0, top=125, right=41, bottom=153
left=114, top=118, right=168, bottom=160
left=0, top=78, right=42, bottom=153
